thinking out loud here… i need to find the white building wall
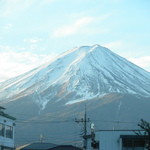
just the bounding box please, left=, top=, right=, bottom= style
left=87, top=130, right=138, bottom=150
left=98, top=131, right=138, bottom=150
left=0, top=115, right=15, bottom=149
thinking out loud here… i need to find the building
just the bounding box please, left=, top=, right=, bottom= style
left=0, top=106, right=16, bottom=150
left=50, top=145, right=82, bottom=150
left=17, top=142, right=82, bottom=150
left=87, top=130, right=148, bottom=150
left=17, top=143, right=57, bottom=150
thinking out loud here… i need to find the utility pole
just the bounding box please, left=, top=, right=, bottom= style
left=90, top=123, right=99, bottom=150
left=75, top=105, right=90, bottom=150
left=39, top=134, right=44, bottom=143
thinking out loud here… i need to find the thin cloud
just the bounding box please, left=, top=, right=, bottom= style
left=129, top=56, right=150, bottom=72
left=53, top=17, right=94, bottom=37
left=0, top=0, right=36, bottom=17
left=0, top=51, right=57, bottom=82
left=103, top=42, right=150, bottom=72
left=4, top=24, right=13, bottom=30
left=42, top=0, right=56, bottom=3
left=24, top=38, right=43, bottom=43
left=0, top=0, right=57, bottom=17
left=103, top=41, right=124, bottom=50
left=53, top=13, right=113, bottom=37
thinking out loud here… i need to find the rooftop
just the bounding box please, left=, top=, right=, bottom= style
left=20, top=142, right=58, bottom=150
left=0, top=106, right=16, bottom=120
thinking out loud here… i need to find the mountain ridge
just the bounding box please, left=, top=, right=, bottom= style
left=0, top=45, right=150, bottom=108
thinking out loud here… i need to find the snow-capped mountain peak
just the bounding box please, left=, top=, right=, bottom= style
left=0, top=45, right=150, bottom=109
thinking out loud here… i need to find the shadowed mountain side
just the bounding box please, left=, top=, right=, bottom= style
left=3, top=94, right=150, bottom=146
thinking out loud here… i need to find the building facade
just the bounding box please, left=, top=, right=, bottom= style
left=87, top=130, right=147, bottom=150
left=0, top=106, right=16, bottom=150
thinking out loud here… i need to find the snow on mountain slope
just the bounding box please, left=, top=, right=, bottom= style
left=0, top=44, right=150, bottom=108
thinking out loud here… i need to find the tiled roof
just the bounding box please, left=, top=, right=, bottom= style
left=0, top=110, right=16, bottom=120
left=51, top=145, right=82, bottom=150
left=20, top=143, right=58, bottom=150
left=0, top=106, right=5, bottom=110
left=0, top=105, right=16, bottom=120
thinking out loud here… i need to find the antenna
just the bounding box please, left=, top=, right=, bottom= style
left=40, top=134, right=44, bottom=143
left=75, top=104, right=90, bottom=150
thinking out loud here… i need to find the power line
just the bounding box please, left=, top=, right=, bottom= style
left=93, top=119, right=138, bottom=124
left=15, top=119, right=75, bottom=123
left=3, top=111, right=139, bottom=125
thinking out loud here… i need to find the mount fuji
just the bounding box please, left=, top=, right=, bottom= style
left=0, top=45, right=150, bottom=108
left=0, top=45, right=150, bottom=145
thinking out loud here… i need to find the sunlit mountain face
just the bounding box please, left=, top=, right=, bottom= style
left=1, top=45, right=150, bottom=146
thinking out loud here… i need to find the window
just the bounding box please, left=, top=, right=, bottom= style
left=0, top=123, right=4, bottom=136
left=122, top=136, right=146, bottom=150
left=5, top=125, right=13, bottom=139
left=1, top=146, right=14, bottom=150
left=3, top=147, right=14, bottom=150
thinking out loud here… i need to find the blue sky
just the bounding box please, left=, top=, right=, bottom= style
left=0, top=0, right=150, bottom=82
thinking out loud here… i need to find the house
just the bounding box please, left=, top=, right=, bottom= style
left=50, top=145, right=82, bottom=150
left=87, top=130, right=148, bottom=150
left=17, top=142, right=82, bottom=150
left=121, top=135, right=147, bottom=150
left=17, top=142, right=58, bottom=150
left=0, top=106, right=16, bottom=150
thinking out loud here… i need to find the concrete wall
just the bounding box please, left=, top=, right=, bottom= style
left=87, top=130, right=138, bottom=150
left=0, top=115, right=15, bottom=149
